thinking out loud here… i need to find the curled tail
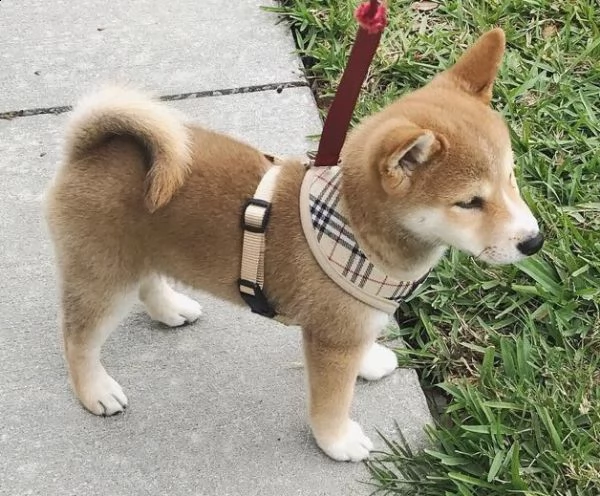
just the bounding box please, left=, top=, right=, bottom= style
left=66, top=86, right=192, bottom=212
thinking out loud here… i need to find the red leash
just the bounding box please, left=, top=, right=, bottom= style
left=238, top=1, right=388, bottom=317
left=313, top=0, right=388, bottom=167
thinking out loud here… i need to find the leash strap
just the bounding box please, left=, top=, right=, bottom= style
left=239, top=166, right=281, bottom=317
left=238, top=2, right=388, bottom=317
left=313, top=0, right=387, bottom=167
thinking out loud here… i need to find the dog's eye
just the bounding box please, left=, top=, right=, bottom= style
left=455, top=196, right=484, bottom=209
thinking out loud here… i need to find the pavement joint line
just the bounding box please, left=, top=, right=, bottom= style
left=0, top=80, right=310, bottom=121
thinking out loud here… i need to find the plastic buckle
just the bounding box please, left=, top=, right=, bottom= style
left=242, top=198, right=271, bottom=233
left=238, top=279, right=276, bottom=318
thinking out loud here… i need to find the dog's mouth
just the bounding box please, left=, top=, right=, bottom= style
left=474, top=247, right=489, bottom=260
left=471, top=247, right=498, bottom=265
left=473, top=246, right=527, bottom=266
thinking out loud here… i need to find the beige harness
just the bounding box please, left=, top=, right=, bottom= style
left=238, top=165, right=282, bottom=317
left=238, top=1, right=390, bottom=317
left=299, top=165, right=427, bottom=313
left=238, top=162, right=428, bottom=318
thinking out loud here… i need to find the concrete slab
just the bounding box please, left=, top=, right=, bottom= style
left=0, top=0, right=303, bottom=112
left=0, top=90, right=432, bottom=495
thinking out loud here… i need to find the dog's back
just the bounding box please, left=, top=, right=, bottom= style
left=45, top=87, right=272, bottom=294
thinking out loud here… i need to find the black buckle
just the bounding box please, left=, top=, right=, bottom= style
left=238, top=279, right=276, bottom=318
left=242, top=198, right=271, bottom=233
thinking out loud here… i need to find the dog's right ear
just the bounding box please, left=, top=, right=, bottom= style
left=370, top=121, right=447, bottom=195
left=438, top=28, right=506, bottom=104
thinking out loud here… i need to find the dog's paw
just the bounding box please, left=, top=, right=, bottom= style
left=315, top=420, right=374, bottom=462
left=77, top=370, right=128, bottom=416
left=358, top=342, right=398, bottom=381
left=145, top=290, right=203, bottom=327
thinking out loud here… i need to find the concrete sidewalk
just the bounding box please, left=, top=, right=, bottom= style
left=0, top=1, right=432, bottom=495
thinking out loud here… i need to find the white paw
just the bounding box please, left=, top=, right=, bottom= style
left=145, top=289, right=203, bottom=327
left=78, top=370, right=128, bottom=416
left=316, top=420, right=374, bottom=462
left=358, top=342, right=398, bottom=381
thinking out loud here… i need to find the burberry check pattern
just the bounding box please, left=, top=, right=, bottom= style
left=307, top=166, right=425, bottom=305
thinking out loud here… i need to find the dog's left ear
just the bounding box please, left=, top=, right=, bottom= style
left=371, top=121, right=447, bottom=195
left=439, top=28, right=506, bottom=104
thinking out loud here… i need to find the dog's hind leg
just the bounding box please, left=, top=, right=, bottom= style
left=138, top=274, right=202, bottom=328
left=61, top=274, right=135, bottom=416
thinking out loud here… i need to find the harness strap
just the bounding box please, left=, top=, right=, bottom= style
left=237, top=1, right=388, bottom=315
left=238, top=166, right=281, bottom=317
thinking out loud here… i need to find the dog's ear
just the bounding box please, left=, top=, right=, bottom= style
left=440, top=28, right=505, bottom=104
left=371, top=121, right=447, bottom=195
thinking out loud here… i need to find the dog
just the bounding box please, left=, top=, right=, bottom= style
left=44, top=28, right=543, bottom=462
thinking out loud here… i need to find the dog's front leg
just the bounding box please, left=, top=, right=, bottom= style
left=302, top=327, right=373, bottom=462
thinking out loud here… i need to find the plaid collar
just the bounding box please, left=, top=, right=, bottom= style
left=299, top=165, right=428, bottom=313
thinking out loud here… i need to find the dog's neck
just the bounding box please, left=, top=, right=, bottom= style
left=340, top=163, right=447, bottom=282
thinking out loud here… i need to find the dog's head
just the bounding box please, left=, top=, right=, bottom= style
left=361, top=28, right=542, bottom=265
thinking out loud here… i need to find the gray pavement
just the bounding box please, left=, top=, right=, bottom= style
left=0, top=1, right=432, bottom=495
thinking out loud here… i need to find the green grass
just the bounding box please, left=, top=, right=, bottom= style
left=267, top=0, right=600, bottom=494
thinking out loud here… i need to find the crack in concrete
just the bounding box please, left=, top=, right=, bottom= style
left=0, top=81, right=309, bottom=121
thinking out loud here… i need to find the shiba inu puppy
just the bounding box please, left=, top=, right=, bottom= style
left=45, top=28, right=543, bottom=462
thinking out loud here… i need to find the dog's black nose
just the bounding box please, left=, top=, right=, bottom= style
left=517, top=232, right=544, bottom=256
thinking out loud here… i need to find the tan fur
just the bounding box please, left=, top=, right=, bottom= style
left=65, top=85, right=192, bottom=212
left=45, top=29, right=542, bottom=462
left=437, top=28, right=506, bottom=103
